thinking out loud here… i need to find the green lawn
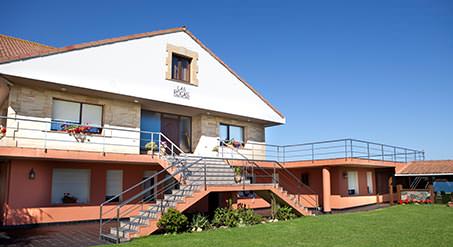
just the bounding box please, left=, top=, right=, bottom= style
left=116, top=205, right=453, bottom=247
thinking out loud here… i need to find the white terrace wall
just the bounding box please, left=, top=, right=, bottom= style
left=2, top=85, right=141, bottom=154
left=192, top=114, right=266, bottom=159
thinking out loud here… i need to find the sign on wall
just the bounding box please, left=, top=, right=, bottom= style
left=401, top=191, right=431, bottom=201
left=173, top=86, right=190, bottom=100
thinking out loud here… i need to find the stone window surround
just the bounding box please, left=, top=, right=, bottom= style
left=165, top=43, right=199, bottom=86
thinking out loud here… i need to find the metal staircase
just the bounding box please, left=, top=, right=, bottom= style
left=99, top=141, right=317, bottom=243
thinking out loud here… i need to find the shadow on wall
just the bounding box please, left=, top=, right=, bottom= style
left=4, top=205, right=51, bottom=225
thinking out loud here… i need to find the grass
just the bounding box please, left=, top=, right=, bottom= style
left=115, top=205, right=453, bottom=247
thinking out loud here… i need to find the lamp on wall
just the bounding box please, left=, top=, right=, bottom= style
left=28, top=168, right=36, bottom=180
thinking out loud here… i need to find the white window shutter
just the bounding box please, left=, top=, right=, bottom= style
left=106, top=170, right=123, bottom=197
left=81, top=104, right=102, bottom=126
left=51, top=169, right=90, bottom=203
left=52, top=100, right=80, bottom=123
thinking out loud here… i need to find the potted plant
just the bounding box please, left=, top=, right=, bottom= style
left=0, top=125, right=6, bottom=139
left=234, top=167, right=242, bottom=183
left=145, top=141, right=158, bottom=155
left=62, top=193, right=78, bottom=203
left=62, top=124, right=92, bottom=143
left=231, top=139, right=242, bottom=148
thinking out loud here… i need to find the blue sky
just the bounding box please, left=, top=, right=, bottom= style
left=1, top=1, right=452, bottom=159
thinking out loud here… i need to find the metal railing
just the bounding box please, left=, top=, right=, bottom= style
left=225, top=138, right=424, bottom=163
left=99, top=156, right=206, bottom=243
left=0, top=115, right=184, bottom=157
left=220, top=141, right=319, bottom=208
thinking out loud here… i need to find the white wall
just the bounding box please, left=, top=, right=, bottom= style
left=0, top=31, right=284, bottom=125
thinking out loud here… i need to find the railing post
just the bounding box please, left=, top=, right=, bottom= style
left=99, top=205, right=103, bottom=239
left=405, top=149, right=408, bottom=163
left=393, top=147, right=397, bottom=161
left=367, top=143, right=370, bottom=159
left=344, top=140, right=347, bottom=160
left=277, top=146, right=280, bottom=163
left=204, top=161, right=207, bottom=191
left=242, top=162, right=246, bottom=190
left=158, top=134, right=161, bottom=158
left=43, top=130, right=48, bottom=152
left=311, top=144, right=314, bottom=163
left=273, top=162, right=276, bottom=187
left=282, top=146, right=286, bottom=164
left=381, top=145, right=384, bottom=161
left=102, top=129, right=106, bottom=155
left=350, top=139, right=353, bottom=159
left=116, top=207, right=120, bottom=244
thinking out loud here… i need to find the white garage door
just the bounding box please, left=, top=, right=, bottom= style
left=51, top=168, right=91, bottom=204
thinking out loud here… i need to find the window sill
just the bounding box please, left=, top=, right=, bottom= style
left=48, top=130, right=104, bottom=136
left=167, top=78, right=197, bottom=86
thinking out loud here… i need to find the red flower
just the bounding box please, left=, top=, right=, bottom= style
left=1, top=127, right=6, bottom=134
left=398, top=200, right=403, bottom=205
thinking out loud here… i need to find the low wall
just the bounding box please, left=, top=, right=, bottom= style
left=330, top=194, right=388, bottom=209
left=3, top=203, right=151, bottom=225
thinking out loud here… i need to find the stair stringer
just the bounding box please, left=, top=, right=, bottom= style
left=129, top=188, right=210, bottom=238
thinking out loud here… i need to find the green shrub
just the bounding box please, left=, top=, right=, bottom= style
left=190, top=214, right=211, bottom=232
left=237, top=207, right=262, bottom=225
left=276, top=206, right=297, bottom=221
left=212, top=203, right=262, bottom=227
left=212, top=207, right=240, bottom=227
left=145, top=141, right=158, bottom=151
left=157, top=208, right=188, bottom=233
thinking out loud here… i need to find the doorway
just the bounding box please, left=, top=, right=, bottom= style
left=143, top=171, right=156, bottom=202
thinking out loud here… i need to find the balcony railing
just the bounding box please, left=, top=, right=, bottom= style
left=0, top=115, right=184, bottom=157
left=0, top=116, right=425, bottom=163
left=221, top=139, right=425, bottom=163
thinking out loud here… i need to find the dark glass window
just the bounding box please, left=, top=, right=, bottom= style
left=171, top=54, right=191, bottom=82
left=219, top=123, right=244, bottom=144
left=51, top=99, right=102, bottom=134
left=301, top=173, right=309, bottom=186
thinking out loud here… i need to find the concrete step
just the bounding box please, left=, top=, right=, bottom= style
left=100, top=233, right=129, bottom=243
left=120, top=220, right=147, bottom=230
left=110, top=227, right=137, bottom=239
left=187, top=173, right=235, bottom=178
left=132, top=213, right=157, bottom=224
left=163, top=193, right=186, bottom=202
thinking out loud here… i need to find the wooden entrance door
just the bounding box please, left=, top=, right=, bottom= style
left=161, top=115, right=180, bottom=153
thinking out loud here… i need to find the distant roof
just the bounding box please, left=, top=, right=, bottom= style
left=397, top=160, right=453, bottom=176
left=0, top=34, right=55, bottom=61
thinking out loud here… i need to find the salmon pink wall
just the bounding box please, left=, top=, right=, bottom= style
left=3, top=159, right=163, bottom=225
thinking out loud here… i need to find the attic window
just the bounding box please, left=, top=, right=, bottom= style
left=166, top=44, right=198, bottom=85
left=171, top=54, right=191, bottom=82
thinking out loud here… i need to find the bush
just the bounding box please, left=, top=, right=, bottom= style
left=212, top=203, right=262, bottom=227
left=190, top=214, right=211, bottom=232
left=157, top=208, right=188, bottom=233
left=212, top=207, right=240, bottom=227
left=276, top=206, right=296, bottom=221
left=237, top=207, right=262, bottom=226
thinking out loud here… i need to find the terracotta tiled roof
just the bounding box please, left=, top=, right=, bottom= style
left=0, top=26, right=284, bottom=119
left=0, top=34, right=55, bottom=62
left=398, top=160, right=453, bottom=175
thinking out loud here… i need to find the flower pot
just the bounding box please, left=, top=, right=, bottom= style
left=234, top=174, right=242, bottom=183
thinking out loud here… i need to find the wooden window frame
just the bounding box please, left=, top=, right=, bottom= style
left=166, top=44, right=199, bottom=85
left=171, top=53, right=192, bottom=82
